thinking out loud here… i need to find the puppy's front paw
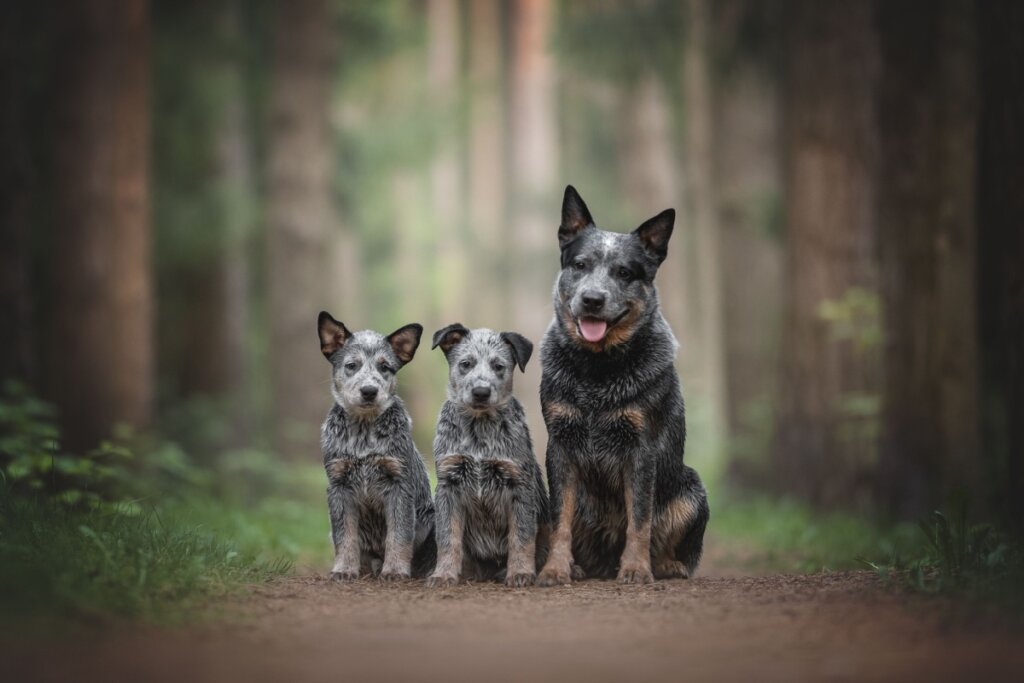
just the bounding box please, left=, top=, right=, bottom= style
left=330, top=569, right=360, bottom=582
left=504, top=572, right=536, bottom=588
left=536, top=563, right=573, bottom=587
left=617, top=563, right=654, bottom=584
left=426, top=573, right=459, bottom=588
left=379, top=570, right=411, bottom=583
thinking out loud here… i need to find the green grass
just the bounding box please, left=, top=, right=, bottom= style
left=710, top=493, right=925, bottom=573
left=0, top=491, right=314, bottom=626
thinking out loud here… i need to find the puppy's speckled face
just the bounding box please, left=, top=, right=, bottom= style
left=432, top=325, right=533, bottom=415
left=318, top=312, right=422, bottom=418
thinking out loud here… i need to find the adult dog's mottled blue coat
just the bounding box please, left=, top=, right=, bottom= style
left=536, top=186, right=709, bottom=586
left=318, top=312, right=435, bottom=581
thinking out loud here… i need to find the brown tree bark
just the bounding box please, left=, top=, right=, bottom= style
left=467, top=0, right=508, bottom=325
left=977, top=0, right=1024, bottom=533
left=683, top=0, right=729, bottom=453
left=876, top=0, right=978, bottom=517
left=716, top=59, right=784, bottom=468
left=772, top=0, right=880, bottom=507
left=266, top=0, right=336, bottom=460
left=0, top=4, right=38, bottom=386
left=51, top=0, right=153, bottom=451
left=428, top=0, right=466, bottom=324
left=176, top=0, right=254, bottom=447
left=509, top=0, right=558, bottom=458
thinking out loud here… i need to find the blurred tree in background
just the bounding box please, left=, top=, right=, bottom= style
left=0, top=0, right=1022, bottom=535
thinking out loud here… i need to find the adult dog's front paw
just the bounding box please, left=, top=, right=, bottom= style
left=330, top=568, right=360, bottom=582
left=426, top=573, right=459, bottom=588
left=617, top=563, right=654, bottom=584
left=653, top=559, right=689, bottom=580
left=504, top=571, right=536, bottom=588
left=536, top=563, right=573, bottom=587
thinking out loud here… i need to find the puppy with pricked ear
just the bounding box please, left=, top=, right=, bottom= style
left=317, top=311, right=436, bottom=582
left=427, top=326, right=550, bottom=588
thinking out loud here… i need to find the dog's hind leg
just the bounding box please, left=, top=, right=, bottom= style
left=661, top=467, right=709, bottom=578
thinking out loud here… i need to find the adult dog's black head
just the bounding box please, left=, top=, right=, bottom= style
left=553, top=185, right=674, bottom=352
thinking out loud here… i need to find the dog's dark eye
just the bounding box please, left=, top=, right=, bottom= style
left=491, top=362, right=506, bottom=374
left=458, top=359, right=473, bottom=372
left=573, top=260, right=586, bottom=271
left=616, top=267, right=633, bottom=281
left=378, top=362, right=394, bottom=375
left=344, top=362, right=358, bottom=372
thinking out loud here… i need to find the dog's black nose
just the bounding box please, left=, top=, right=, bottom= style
left=360, top=386, right=379, bottom=401
left=471, top=387, right=491, bottom=402
left=581, top=291, right=606, bottom=312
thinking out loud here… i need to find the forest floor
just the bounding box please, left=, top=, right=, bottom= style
left=7, top=532, right=1024, bottom=683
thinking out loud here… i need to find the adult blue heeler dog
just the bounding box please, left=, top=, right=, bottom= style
left=317, top=312, right=436, bottom=581
left=536, top=186, right=709, bottom=586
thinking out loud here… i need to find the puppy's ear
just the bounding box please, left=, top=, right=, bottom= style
left=386, top=323, right=423, bottom=366
left=431, top=323, right=469, bottom=357
left=559, top=185, right=594, bottom=248
left=500, top=332, right=534, bottom=372
left=318, top=311, right=352, bottom=361
left=632, top=208, right=675, bottom=265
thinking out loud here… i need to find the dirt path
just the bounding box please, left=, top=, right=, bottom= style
left=9, top=540, right=1024, bottom=682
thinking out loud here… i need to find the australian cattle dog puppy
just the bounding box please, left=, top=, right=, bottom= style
left=318, top=312, right=436, bottom=581
left=536, top=186, right=709, bottom=586
left=427, top=325, right=549, bottom=588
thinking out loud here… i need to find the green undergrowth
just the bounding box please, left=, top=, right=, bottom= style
left=709, top=493, right=924, bottom=573
left=0, top=383, right=329, bottom=626
left=712, top=489, right=1024, bottom=617
left=0, top=493, right=293, bottom=626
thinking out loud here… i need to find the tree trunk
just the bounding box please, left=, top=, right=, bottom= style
left=508, top=0, right=558, bottom=458
left=977, top=0, right=1024, bottom=534
left=467, top=0, right=508, bottom=325
left=772, top=0, right=880, bottom=507
left=266, top=0, right=336, bottom=460
left=177, top=0, right=255, bottom=447
left=428, top=0, right=466, bottom=324
left=876, top=0, right=977, bottom=518
left=716, top=59, right=784, bottom=475
left=0, top=4, right=38, bottom=386
left=51, top=0, right=153, bottom=451
left=683, top=0, right=728, bottom=454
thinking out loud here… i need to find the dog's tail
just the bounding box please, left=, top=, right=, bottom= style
left=675, top=466, right=710, bottom=577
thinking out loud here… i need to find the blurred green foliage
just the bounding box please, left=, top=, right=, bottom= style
left=865, top=497, right=1024, bottom=616
left=0, top=382, right=327, bottom=625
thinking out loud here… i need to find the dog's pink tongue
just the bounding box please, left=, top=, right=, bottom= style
left=579, top=319, right=608, bottom=343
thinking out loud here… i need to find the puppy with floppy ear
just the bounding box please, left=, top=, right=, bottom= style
left=318, top=312, right=436, bottom=581
left=427, top=325, right=549, bottom=588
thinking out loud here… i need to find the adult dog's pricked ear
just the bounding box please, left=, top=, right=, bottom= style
left=500, top=332, right=534, bottom=373
left=387, top=323, right=423, bottom=366
left=431, top=323, right=469, bottom=357
left=318, top=311, right=352, bottom=361
left=559, top=185, right=595, bottom=248
left=632, top=208, right=675, bottom=265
